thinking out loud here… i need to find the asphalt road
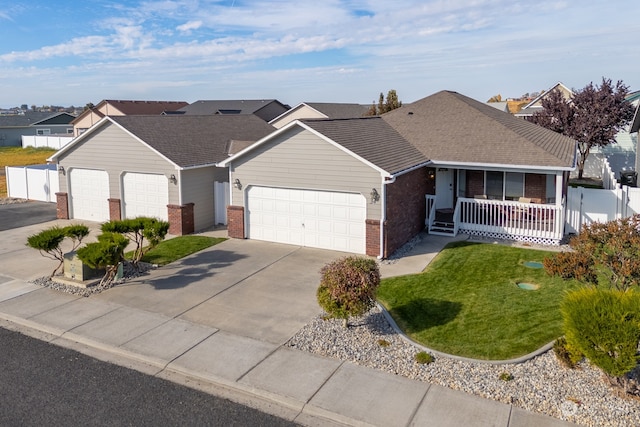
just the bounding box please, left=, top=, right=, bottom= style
left=0, top=201, right=57, bottom=231
left=0, top=327, right=297, bottom=426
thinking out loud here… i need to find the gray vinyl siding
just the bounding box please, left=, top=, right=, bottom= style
left=181, top=166, right=224, bottom=231
left=57, top=123, right=179, bottom=204
left=230, top=127, right=383, bottom=220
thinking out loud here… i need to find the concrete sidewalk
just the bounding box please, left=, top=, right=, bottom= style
left=0, top=227, right=576, bottom=426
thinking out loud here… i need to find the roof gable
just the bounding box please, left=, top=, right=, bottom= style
left=221, top=117, right=429, bottom=176
left=382, top=91, right=576, bottom=169
left=52, top=115, right=275, bottom=168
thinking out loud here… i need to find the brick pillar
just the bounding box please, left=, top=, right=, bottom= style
left=55, top=192, right=69, bottom=219
left=167, top=203, right=195, bottom=235
left=227, top=205, right=245, bottom=238
left=366, top=219, right=381, bottom=257
left=108, top=199, right=121, bottom=221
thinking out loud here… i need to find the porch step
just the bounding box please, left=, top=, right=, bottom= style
left=430, top=221, right=455, bottom=235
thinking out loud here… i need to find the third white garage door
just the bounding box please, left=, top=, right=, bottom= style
left=247, top=186, right=366, bottom=254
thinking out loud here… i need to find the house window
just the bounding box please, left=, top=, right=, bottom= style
left=36, top=129, right=51, bottom=135
left=485, top=171, right=503, bottom=200
left=505, top=172, right=525, bottom=200
left=66, top=128, right=73, bottom=134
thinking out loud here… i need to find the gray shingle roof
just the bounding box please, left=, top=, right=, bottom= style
left=302, top=117, right=429, bottom=175
left=305, top=103, right=370, bottom=119
left=0, top=112, right=68, bottom=127
left=381, top=91, right=577, bottom=169
left=110, top=115, right=275, bottom=168
left=178, top=100, right=289, bottom=121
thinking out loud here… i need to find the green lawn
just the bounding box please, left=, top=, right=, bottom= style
left=135, top=235, right=226, bottom=266
left=377, top=241, right=580, bottom=360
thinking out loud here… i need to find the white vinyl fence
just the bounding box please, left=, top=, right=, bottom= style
left=566, top=185, right=640, bottom=234
left=5, top=164, right=59, bottom=203
left=22, top=135, right=73, bottom=149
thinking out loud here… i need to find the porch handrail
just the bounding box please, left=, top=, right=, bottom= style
left=456, top=197, right=564, bottom=241
left=425, top=195, right=437, bottom=228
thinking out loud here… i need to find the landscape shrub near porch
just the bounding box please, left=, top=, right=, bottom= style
left=376, top=242, right=579, bottom=360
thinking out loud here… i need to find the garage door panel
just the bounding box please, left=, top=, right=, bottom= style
left=123, top=173, right=168, bottom=221
left=69, top=168, right=110, bottom=222
left=247, top=186, right=366, bottom=254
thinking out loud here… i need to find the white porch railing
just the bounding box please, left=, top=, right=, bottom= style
left=455, top=198, right=564, bottom=243
left=424, top=196, right=565, bottom=244
left=425, top=195, right=436, bottom=227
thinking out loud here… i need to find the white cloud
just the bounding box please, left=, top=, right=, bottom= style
left=176, top=20, right=202, bottom=33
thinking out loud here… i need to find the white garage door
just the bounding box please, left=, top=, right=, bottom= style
left=248, top=186, right=366, bottom=254
left=69, top=168, right=110, bottom=222
left=122, top=172, right=169, bottom=220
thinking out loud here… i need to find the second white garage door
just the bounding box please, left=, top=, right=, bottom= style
left=122, top=172, right=169, bottom=220
left=247, top=186, right=366, bottom=254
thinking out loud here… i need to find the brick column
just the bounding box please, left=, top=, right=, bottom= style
left=167, top=203, right=195, bottom=235
left=108, top=199, right=121, bottom=221
left=365, top=219, right=381, bottom=257
left=55, top=192, right=69, bottom=219
left=227, top=205, right=245, bottom=238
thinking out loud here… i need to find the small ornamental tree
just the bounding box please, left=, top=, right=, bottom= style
left=101, top=217, right=169, bottom=267
left=544, top=215, right=640, bottom=290
left=531, top=78, right=634, bottom=179
left=76, top=232, right=129, bottom=286
left=316, top=256, right=380, bottom=327
left=26, top=224, right=90, bottom=277
left=561, top=287, right=640, bottom=392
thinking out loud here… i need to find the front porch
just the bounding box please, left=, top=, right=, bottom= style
left=426, top=196, right=565, bottom=245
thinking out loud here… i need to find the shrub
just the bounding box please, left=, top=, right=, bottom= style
left=102, top=217, right=169, bottom=267
left=377, top=339, right=391, bottom=348
left=543, top=251, right=595, bottom=283
left=552, top=337, right=582, bottom=369
left=26, top=224, right=90, bottom=277
left=76, top=232, right=129, bottom=286
left=414, top=351, right=434, bottom=364
left=561, top=287, right=640, bottom=384
left=316, top=256, right=380, bottom=327
left=546, top=216, right=640, bottom=290
left=499, top=372, right=514, bottom=382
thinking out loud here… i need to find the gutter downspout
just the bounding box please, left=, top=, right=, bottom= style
left=379, top=175, right=397, bottom=259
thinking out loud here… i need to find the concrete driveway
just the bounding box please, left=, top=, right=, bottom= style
left=0, top=201, right=57, bottom=231
left=0, top=214, right=347, bottom=345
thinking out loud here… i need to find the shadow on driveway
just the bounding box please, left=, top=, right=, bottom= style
left=127, top=249, right=248, bottom=290
left=0, top=201, right=57, bottom=231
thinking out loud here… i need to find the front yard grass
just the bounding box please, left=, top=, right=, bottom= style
left=377, top=241, right=580, bottom=360
left=131, top=235, right=226, bottom=266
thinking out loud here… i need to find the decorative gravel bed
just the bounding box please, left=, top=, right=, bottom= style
left=286, top=306, right=640, bottom=427
left=31, top=262, right=156, bottom=297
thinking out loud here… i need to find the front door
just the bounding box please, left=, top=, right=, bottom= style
left=435, top=168, right=454, bottom=210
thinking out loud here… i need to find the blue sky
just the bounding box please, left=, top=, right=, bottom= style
left=1, top=0, right=639, bottom=108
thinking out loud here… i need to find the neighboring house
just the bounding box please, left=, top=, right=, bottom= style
left=175, top=99, right=290, bottom=122
left=513, top=82, right=573, bottom=118
left=0, top=112, right=75, bottom=147
left=632, top=101, right=640, bottom=175
left=219, top=90, right=577, bottom=258
left=71, top=100, right=189, bottom=137
left=269, top=102, right=370, bottom=128
left=48, top=115, right=275, bottom=235
left=593, top=90, right=640, bottom=179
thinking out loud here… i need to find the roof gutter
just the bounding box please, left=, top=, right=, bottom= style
left=430, top=160, right=576, bottom=172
